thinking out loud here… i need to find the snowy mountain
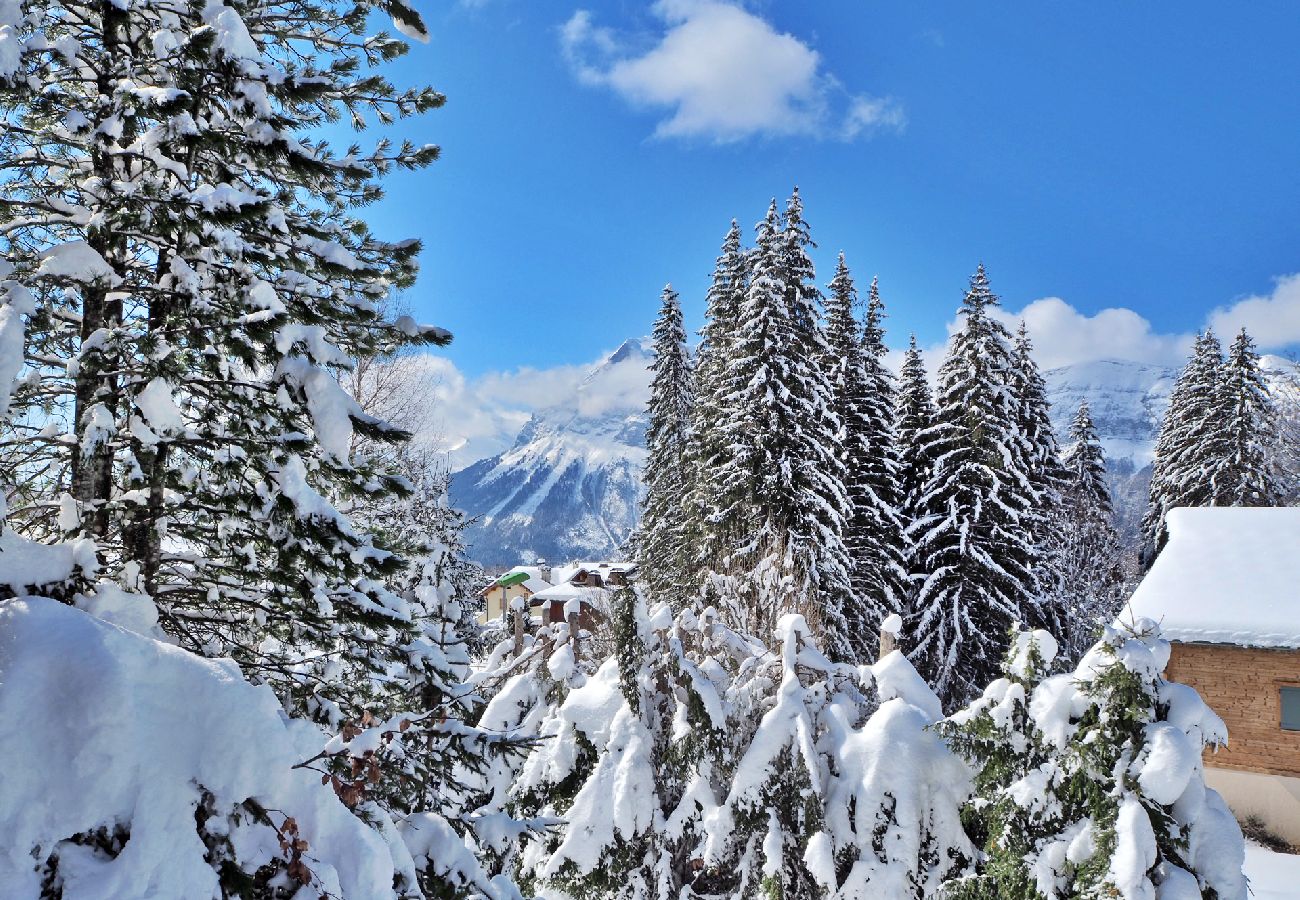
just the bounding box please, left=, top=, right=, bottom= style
left=449, top=339, right=650, bottom=565
left=1042, top=359, right=1179, bottom=543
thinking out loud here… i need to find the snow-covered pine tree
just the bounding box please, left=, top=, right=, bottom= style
left=1010, top=323, right=1070, bottom=640
left=857, top=276, right=910, bottom=648
left=0, top=1, right=534, bottom=894
left=823, top=255, right=875, bottom=659
left=823, top=258, right=907, bottom=660
left=709, top=194, right=853, bottom=659
left=636, top=285, right=695, bottom=609
left=1207, top=328, right=1283, bottom=508
left=0, top=0, right=451, bottom=724
left=906, top=265, right=1038, bottom=710
left=896, top=334, right=937, bottom=523
left=940, top=629, right=1065, bottom=900
left=700, top=614, right=850, bottom=900
left=1057, top=401, right=1124, bottom=662
left=687, top=222, right=748, bottom=590
left=1143, top=331, right=1224, bottom=557
left=1029, top=620, right=1248, bottom=899
left=512, top=595, right=737, bottom=900
left=823, top=635, right=973, bottom=900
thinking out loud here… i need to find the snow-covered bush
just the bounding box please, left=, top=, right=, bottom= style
left=497, top=593, right=977, bottom=900
left=944, top=621, right=1248, bottom=900
left=0, top=597, right=425, bottom=898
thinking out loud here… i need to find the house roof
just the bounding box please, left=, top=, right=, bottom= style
left=549, top=561, right=636, bottom=586
left=529, top=584, right=608, bottom=603
left=1124, top=507, right=1300, bottom=649
left=483, top=565, right=553, bottom=596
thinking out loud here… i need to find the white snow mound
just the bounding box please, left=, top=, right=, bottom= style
left=0, top=597, right=407, bottom=899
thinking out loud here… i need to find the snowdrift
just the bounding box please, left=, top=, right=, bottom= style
left=0, top=597, right=414, bottom=899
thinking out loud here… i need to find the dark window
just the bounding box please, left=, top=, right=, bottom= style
left=1282, top=687, right=1300, bottom=732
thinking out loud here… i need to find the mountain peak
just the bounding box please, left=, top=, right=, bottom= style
left=604, top=337, right=650, bottom=366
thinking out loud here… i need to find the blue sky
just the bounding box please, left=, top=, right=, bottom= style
left=355, top=1, right=1300, bottom=461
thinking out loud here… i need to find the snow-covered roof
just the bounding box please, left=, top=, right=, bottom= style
left=484, top=565, right=552, bottom=595
left=550, top=561, right=636, bottom=585
left=529, top=584, right=608, bottom=604
left=1124, top=507, right=1300, bottom=649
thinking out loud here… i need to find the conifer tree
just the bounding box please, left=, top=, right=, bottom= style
left=688, top=222, right=748, bottom=591
left=0, top=0, right=531, bottom=893
left=941, top=629, right=1065, bottom=900
left=637, top=285, right=695, bottom=608
left=0, top=0, right=452, bottom=724
left=857, top=276, right=910, bottom=640
left=906, top=265, right=1038, bottom=710
left=1043, top=621, right=1248, bottom=899
left=1144, top=331, right=1224, bottom=556
left=823, top=259, right=906, bottom=659
left=896, top=335, right=937, bottom=521
left=1058, top=401, right=1124, bottom=662
left=942, top=622, right=1249, bottom=900
left=1011, top=323, right=1069, bottom=638
left=710, top=194, right=852, bottom=658
left=701, top=614, right=845, bottom=900
left=1208, top=328, right=1282, bottom=507
left=823, top=255, right=875, bottom=656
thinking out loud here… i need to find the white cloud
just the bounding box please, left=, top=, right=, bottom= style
left=560, top=1, right=903, bottom=143
left=985, top=297, right=1194, bottom=370
left=1207, top=273, right=1300, bottom=347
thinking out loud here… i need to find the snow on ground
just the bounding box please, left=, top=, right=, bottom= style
left=1123, top=506, right=1300, bottom=648
left=1245, top=843, right=1300, bottom=899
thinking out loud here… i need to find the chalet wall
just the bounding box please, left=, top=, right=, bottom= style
left=1165, top=642, right=1300, bottom=777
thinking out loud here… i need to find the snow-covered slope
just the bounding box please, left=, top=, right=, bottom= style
left=450, top=340, right=649, bottom=565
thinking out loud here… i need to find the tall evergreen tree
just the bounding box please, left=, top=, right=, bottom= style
left=637, top=285, right=695, bottom=607
left=0, top=0, right=450, bottom=727
left=0, top=0, right=533, bottom=892
left=701, top=196, right=851, bottom=654
left=895, top=334, right=937, bottom=522
left=1144, top=331, right=1224, bottom=556
left=1057, top=401, right=1124, bottom=661
left=857, top=276, right=910, bottom=639
left=906, top=265, right=1038, bottom=710
left=823, top=258, right=906, bottom=659
left=716, top=192, right=852, bottom=657
left=1010, top=323, right=1068, bottom=638
left=1208, top=328, right=1283, bottom=507
left=688, top=222, right=748, bottom=590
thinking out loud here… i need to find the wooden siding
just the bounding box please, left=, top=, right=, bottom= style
left=1165, top=642, right=1300, bottom=777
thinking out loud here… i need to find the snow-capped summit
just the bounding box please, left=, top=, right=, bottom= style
left=450, top=339, right=650, bottom=565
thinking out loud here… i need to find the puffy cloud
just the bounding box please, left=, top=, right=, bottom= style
left=560, top=1, right=903, bottom=143
left=984, top=297, right=1194, bottom=371
left=1207, top=273, right=1300, bottom=348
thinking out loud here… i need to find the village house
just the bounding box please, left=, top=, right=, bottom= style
left=479, top=560, right=636, bottom=628
left=1126, top=506, right=1300, bottom=845
left=478, top=563, right=554, bottom=624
